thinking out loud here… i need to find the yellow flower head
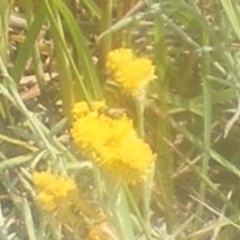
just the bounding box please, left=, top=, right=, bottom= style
left=106, top=48, right=156, bottom=96
left=32, top=171, right=104, bottom=237
left=72, top=101, right=106, bottom=119
left=71, top=101, right=156, bottom=183
left=32, top=171, right=77, bottom=212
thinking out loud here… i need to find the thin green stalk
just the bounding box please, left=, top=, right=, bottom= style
left=0, top=0, right=10, bottom=121
left=220, top=0, right=240, bottom=41
left=23, top=198, right=37, bottom=240
left=52, top=0, right=102, bottom=99
left=105, top=178, right=135, bottom=240
left=0, top=56, right=81, bottom=172
left=0, top=0, right=8, bottom=63
left=0, top=73, right=78, bottom=168
left=195, top=29, right=211, bottom=228
left=135, top=95, right=153, bottom=228
left=22, top=0, right=45, bottom=88
left=170, top=119, right=239, bottom=213
left=82, top=0, right=101, bottom=19
left=114, top=0, right=135, bottom=47
left=92, top=166, right=105, bottom=202
left=43, top=0, right=93, bottom=106
left=153, top=14, right=176, bottom=229
left=10, top=3, right=46, bottom=83
left=135, top=95, right=145, bottom=138
left=47, top=5, right=74, bottom=118
left=125, top=185, right=153, bottom=240
left=101, top=0, right=112, bottom=51
left=98, top=0, right=112, bottom=69
left=0, top=133, right=38, bottom=152
left=0, top=55, right=58, bottom=159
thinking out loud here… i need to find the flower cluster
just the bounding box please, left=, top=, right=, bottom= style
left=32, top=171, right=93, bottom=237
left=106, top=48, right=155, bottom=96
left=32, top=171, right=77, bottom=212
left=71, top=101, right=156, bottom=184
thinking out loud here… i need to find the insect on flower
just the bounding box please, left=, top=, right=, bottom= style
left=98, top=107, right=127, bottom=119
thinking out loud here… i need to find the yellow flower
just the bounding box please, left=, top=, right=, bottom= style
left=32, top=171, right=106, bottom=237
left=32, top=171, right=77, bottom=212
left=106, top=48, right=155, bottom=96
left=71, top=101, right=156, bottom=183
left=72, top=101, right=106, bottom=119
left=100, top=135, right=155, bottom=183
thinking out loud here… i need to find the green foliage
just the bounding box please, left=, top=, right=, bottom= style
left=1, top=0, right=240, bottom=239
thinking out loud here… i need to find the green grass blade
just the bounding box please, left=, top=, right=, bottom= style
left=196, top=28, right=212, bottom=226
left=172, top=120, right=240, bottom=180
left=23, top=198, right=37, bottom=240
left=82, top=0, right=101, bottom=19
left=220, top=0, right=240, bottom=41
left=0, top=155, right=33, bottom=171
left=10, top=4, right=46, bottom=83
left=52, top=0, right=102, bottom=99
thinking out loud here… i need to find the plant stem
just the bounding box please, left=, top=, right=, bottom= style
left=0, top=0, right=10, bottom=121
left=48, top=5, right=74, bottom=118
left=194, top=28, right=211, bottom=235
left=153, top=15, right=176, bottom=230
left=23, top=0, right=45, bottom=88
left=125, top=185, right=153, bottom=240
left=99, top=0, right=112, bottom=69
left=105, top=178, right=135, bottom=240
left=135, top=95, right=155, bottom=230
